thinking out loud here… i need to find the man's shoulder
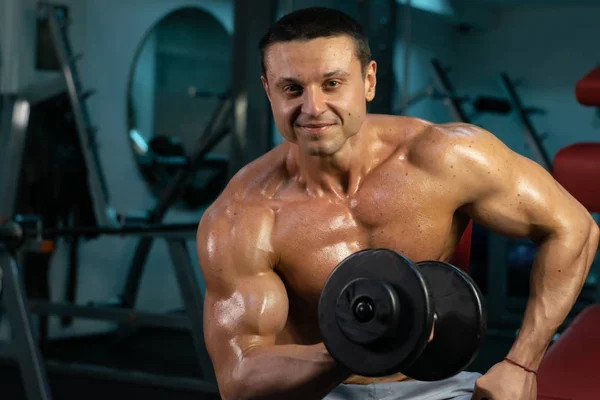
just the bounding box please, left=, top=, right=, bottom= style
left=407, top=122, right=502, bottom=170
left=199, top=146, right=287, bottom=234
left=225, top=145, right=288, bottom=200
left=410, top=121, right=482, bottom=147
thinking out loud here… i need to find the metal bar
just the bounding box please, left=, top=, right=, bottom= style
left=359, top=0, right=397, bottom=114
left=166, top=239, right=215, bottom=383
left=0, top=249, right=53, bottom=400
left=44, top=3, right=117, bottom=227
left=0, top=100, right=31, bottom=219
left=153, top=103, right=232, bottom=219
left=42, top=222, right=198, bottom=238
left=499, top=73, right=552, bottom=171
left=429, top=59, right=471, bottom=123
left=0, top=221, right=198, bottom=248
left=9, top=301, right=191, bottom=330
left=46, top=360, right=219, bottom=394
left=229, top=0, right=277, bottom=176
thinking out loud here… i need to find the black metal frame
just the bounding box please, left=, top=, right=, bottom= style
left=229, top=0, right=277, bottom=176
left=499, top=73, right=552, bottom=171
left=119, top=95, right=231, bottom=309
left=0, top=227, right=217, bottom=399
left=429, top=59, right=472, bottom=123
left=0, top=247, right=52, bottom=400
left=395, top=58, right=474, bottom=121
left=38, top=2, right=117, bottom=227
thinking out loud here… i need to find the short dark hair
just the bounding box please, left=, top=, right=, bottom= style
left=259, top=7, right=372, bottom=77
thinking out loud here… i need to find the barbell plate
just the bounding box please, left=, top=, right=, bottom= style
left=318, top=249, right=434, bottom=377
left=402, top=260, right=487, bottom=381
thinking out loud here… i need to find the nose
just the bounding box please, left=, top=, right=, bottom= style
left=300, top=86, right=327, bottom=118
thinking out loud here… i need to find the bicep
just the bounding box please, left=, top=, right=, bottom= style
left=196, top=204, right=288, bottom=380
left=203, top=271, right=289, bottom=377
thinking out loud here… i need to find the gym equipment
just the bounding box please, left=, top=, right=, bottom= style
left=36, top=2, right=117, bottom=227
left=0, top=249, right=52, bottom=400
left=553, top=144, right=600, bottom=213
left=0, top=2, right=118, bottom=342
left=575, top=65, right=600, bottom=106
left=0, top=4, right=238, bottom=398
left=127, top=6, right=233, bottom=209
left=119, top=93, right=231, bottom=311
left=403, top=260, right=486, bottom=381
left=0, top=217, right=199, bottom=244
left=395, top=58, right=512, bottom=121
left=1, top=0, right=232, bottom=330
left=538, top=305, right=600, bottom=400
left=318, top=249, right=486, bottom=380
left=499, top=73, right=552, bottom=171
left=0, top=216, right=217, bottom=400
left=536, top=68, right=600, bottom=400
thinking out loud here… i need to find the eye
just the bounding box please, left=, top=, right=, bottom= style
left=325, top=80, right=340, bottom=88
left=284, top=84, right=302, bottom=94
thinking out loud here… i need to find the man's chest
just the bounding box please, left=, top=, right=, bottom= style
left=271, top=176, right=459, bottom=304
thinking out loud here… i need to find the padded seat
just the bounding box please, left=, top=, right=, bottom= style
left=575, top=66, right=600, bottom=107
left=537, top=305, right=600, bottom=400
left=553, top=143, right=600, bottom=213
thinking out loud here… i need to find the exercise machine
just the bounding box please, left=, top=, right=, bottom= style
left=537, top=65, right=600, bottom=400
left=0, top=219, right=218, bottom=399
left=395, top=58, right=513, bottom=122
left=0, top=3, right=230, bottom=398
left=499, top=73, right=552, bottom=171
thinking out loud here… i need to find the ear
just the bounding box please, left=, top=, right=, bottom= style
left=364, top=61, right=377, bottom=102
left=261, top=76, right=272, bottom=103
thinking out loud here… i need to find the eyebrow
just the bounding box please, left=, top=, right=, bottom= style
left=275, top=70, right=350, bottom=87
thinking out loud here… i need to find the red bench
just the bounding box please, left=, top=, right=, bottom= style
left=537, top=65, right=600, bottom=400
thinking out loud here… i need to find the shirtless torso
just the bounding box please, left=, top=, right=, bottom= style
left=265, top=116, right=472, bottom=384
left=196, top=114, right=520, bottom=399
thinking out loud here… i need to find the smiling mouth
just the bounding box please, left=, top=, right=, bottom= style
left=298, top=124, right=335, bottom=135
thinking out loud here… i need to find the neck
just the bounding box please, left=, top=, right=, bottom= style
left=289, top=133, right=370, bottom=199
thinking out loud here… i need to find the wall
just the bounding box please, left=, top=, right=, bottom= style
left=451, top=3, right=600, bottom=159
left=394, top=5, right=460, bottom=123
left=130, top=29, right=157, bottom=142
left=0, top=0, right=88, bottom=93
left=152, top=8, right=232, bottom=155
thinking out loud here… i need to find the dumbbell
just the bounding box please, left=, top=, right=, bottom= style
left=317, top=249, right=486, bottom=381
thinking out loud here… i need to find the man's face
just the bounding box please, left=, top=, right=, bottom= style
left=262, top=35, right=376, bottom=156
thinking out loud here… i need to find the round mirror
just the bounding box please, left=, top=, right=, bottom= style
left=127, top=7, right=232, bottom=209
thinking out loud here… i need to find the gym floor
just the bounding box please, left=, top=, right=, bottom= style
left=0, top=324, right=514, bottom=400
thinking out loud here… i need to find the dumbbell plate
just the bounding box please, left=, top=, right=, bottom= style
left=318, top=249, right=434, bottom=377
left=402, top=261, right=487, bottom=381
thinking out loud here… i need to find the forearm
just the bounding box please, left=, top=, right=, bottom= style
left=230, top=343, right=351, bottom=400
left=508, top=224, right=599, bottom=369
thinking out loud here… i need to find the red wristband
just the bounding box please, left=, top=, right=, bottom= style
left=503, top=357, right=537, bottom=375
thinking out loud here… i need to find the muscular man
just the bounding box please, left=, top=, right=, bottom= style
left=196, top=7, right=599, bottom=400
